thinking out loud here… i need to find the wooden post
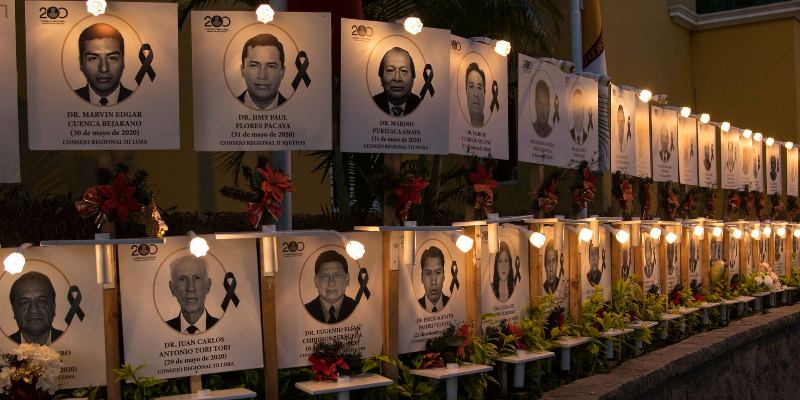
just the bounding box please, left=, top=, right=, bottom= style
left=529, top=222, right=542, bottom=304
left=567, top=227, right=581, bottom=322
left=260, top=256, right=279, bottom=399
left=632, top=227, right=645, bottom=293
left=679, top=226, right=690, bottom=290
left=659, top=228, right=670, bottom=295
left=103, top=277, right=121, bottom=400
left=464, top=226, right=481, bottom=329
left=383, top=231, right=399, bottom=368
left=700, top=231, right=711, bottom=288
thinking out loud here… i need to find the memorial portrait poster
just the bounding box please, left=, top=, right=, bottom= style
left=448, top=35, right=508, bottom=159
left=618, top=227, right=634, bottom=282
left=610, top=84, right=636, bottom=174
left=740, top=137, right=754, bottom=191
left=665, top=240, right=680, bottom=294
left=697, top=122, right=717, bottom=188
left=579, top=229, right=611, bottom=301
left=775, top=234, right=785, bottom=275
left=688, top=235, right=702, bottom=285
left=275, top=232, right=383, bottom=368
left=119, top=236, right=262, bottom=379
left=651, top=106, right=679, bottom=182
left=641, top=233, right=660, bottom=294
left=398, top=231, right=467, bottom=354
left=766, top=142, right=781, bottom=195
left=480, top=225, right=529, bottom=322
left=728, top=234, right=740, bottom=281
left=678, top=115, right=698, bottom=186
left=0, top=246, right=106, bottom=389
left=25, top=1, right=179, bottom=149
left=562, top=74, right=599, bottom=169
left=751, top=141, right=764, bottom=192
left=721, top=129, right=740, bottom=190
left=517, top=55, right=568, bottom=167
left=540, top=225, right=568, bottom=311
left=340, top=18, right=449, bottom=154
left=634, top=95, right=651, bottom=178
left=0, top=0, right=19, bottom=182
left=191, top=11, right=331, bottom=151
left=787, top=147, right=798, bottom=197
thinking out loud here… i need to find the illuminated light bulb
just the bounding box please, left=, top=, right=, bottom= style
left=638, top=90, right=652, bottom=103
left=649, top=227, right=662, bottom=240
left=700, top=113, right=710, bottom=124
left=721, top=122, right=731, bottom=132
left=255, top=4, right=275, bottom=24
left=712, top=226, right=723, bottom=238
left=615, top=229, right=630, bottom=244
left=345, top=240, right=366, bottom=260
left=777, top=227, right=786, bottom=238
left=786, top=142, right=794, bottom=150
left=765, top=137, right=774, bottom=147
left=3, top=252, right=25, bottom=274
left=530, top=232, right=546, bottom=249
left=494, top=40, right=511, bottom=56
left=762, top=226, right=771, bottom=238
left=86, top=0, right=107, bottom=16
left=751, top=229, right=760, bottom=240
left=665, top=232, right=678, bottom=244
left=449, top=233, right=474, bottom=253
left=743, top=129, right=753, bottom=139
left=403, top=17, right=423, bottom=35
left=753, top=132, right=763, bottom=142
left=732, top=228, right=743, bottom=239
left=693, top=225, right=704, bottom=238
left=190, top=236, right=209, bottom=257
left=793, top=228, right=800, bottom=238
left=680, top=107, right=691, bottom=118
left=578, top=228, right=594, bottom=243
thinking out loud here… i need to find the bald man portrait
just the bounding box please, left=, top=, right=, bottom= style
left=8, top=271, right=63, bottom=345
left=166, top=256, right=218, bottom=335
left=75, top=23, right=132, bottom=106
left=373, top=47, right=421, bottom=117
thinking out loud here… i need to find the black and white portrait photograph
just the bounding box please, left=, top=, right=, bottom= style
left=642, top=234, right=660, bottom=293
left=73, top=23, right=133, bottom=106
left=237, top=34, right=287, bottom=111
left=766, top=143, right=781, bottom=194
left=481, top=226, right=529, bottom=322
left=789, top=147, right=799, bottom=196
left=621, top=246, right=632, bottom=280
left=164, top=255, right=220, bottom=334
left=518, top=55, right=569, bottom=167
left=564, top=74, right=598, bottom=167
left=303, top=250, right=358, bottom=324
left=531, top=72, right=555, bottom=139
left=416, top=245, right=450, bottom=313
left=651, top=106, right=679, bottom=182
left=540, top=226, right=569, bottom=309
left=490, top=241, right=516, bottom=302
left=373, top=47, right=421, bottom=117
left=774, top=237, right=785, bottom=275
left=729, top=236, right=740, bottom=277
left=678, top=115, right=698, bottom=186
left=581, top=229, right=611, bottom=302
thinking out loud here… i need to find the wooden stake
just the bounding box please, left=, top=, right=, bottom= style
left=529, top=222, right=542, bottom=304
left=464, top=226, right=480, bottom=329
left=103, top=286, right=121, bottom=400
left=567, top=229, right=581, bottom=322
left=261, top=264, right=279, bottom=399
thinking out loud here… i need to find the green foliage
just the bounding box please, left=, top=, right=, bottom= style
left=482, top=314, right=520, bottom=357
left=54, top=386, right=102, bottom=400
left=114, top=364, right=179, bottom=400
left=610, top=276, right=641, bottom=319
left=641, top=292, right=667, bottom=322
left=369, top=355, right=438, bottom=399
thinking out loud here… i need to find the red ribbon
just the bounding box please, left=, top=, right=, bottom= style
left=308, top=355, right=349, bottom=381
left=394, top=176, right=429, bottom=222
left=247, top=165, right=294, bottom=228
left=75, top=173, right=142, bottom=227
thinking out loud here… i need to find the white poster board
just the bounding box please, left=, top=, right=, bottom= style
left=634, top=97, right=651, bottom=178
left=0, top=246, right=106, bottom=389
left=728, top=235, right=740, bottom=281
left=119, top=236, right=263, bottom=379
left=651, top=106, right=679, bottom=182
left=678, top=116, right=698, bottom=186
left=0, top=0, right=19, bottom=182
left=275, top=232, right=383, bottom=368
left=697, top=122, right=717, bottom=188
left=398, top=231, right=467, bottom=354
left=721, top=129, right=740, bottom=190
left=752, top=141, right=764, bottom=192
left=564, top=74, right=599, bottom=169
left=665, top=241, right=680, bottom=294
left=448, top=35, right=508, bottom=159
left=688, top=235, right=702, bottom=286
left=340, top=18, right=449, bottom=154
left=191, top=11, right=331, bottom=151
left=610, top=84, right=636, bottom=174
left=517, top=55, right=567, bottom=167
left=641, top=234, right=660, bottom=294
left=579, top=229, right=611, bottom=301
left=791, top=235, right=800, bottom=273
left=480, top=226, right=529, bottom=322
left=740, top=137, right=754, bottom=191
left=540, top=225, right=568, bottom=310
left=766, top=143, right=782, bottom=195
left=25, top=1, right=179, bottom=149
left=774, top=236, right=785, bottom=275
left=788, top=147, right=798, bottom=197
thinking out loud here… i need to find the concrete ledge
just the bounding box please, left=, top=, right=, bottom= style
left=544, top=304, right=800, bottom=399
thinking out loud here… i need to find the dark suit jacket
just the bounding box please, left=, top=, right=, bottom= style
left=75, top=84, right=132, bottom=104
left=372, top=92, right=422, bottom=116
left=166, top=310, right=219, bottom=334
left=237, top=90, right=287, bottom=108
left=9, top=328, right=63, bottom=345
left=305, top=295, right=357, bottom=324
left=417, top=294, right=449, bottom=312
left=543, top=277, right=560, bottom=294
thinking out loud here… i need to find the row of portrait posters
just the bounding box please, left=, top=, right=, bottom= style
left=610, top=84, right=650, bottom=178
left=448, top=35, right=509, bottom=159
left=480, top=226, right=529, bottom=322
left=579, top=229, right=611, bottom=301
left=191, top=11, right=332, bottom=151
left=275, top=232, right=383, bottom=368
left=25, top=1, right=179, bottom=149
left=119, top=236, right=263, bottom=379
left=518, top=55, right=599, bottom=169
left=0, top=0, right=19, bottom=182
left=0, top=246, right=106, bottom=389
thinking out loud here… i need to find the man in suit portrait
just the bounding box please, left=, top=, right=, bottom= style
left=304, top=250, right=357, bottom=324
left=586, top=245, right=602, bottom=286
left=373, top=47, right=421, bottom=117
left=166, top=255, right=218, bottom=334
left=418, top=246, right=448, bottom=312
left=238, top=33, right=287, bottom=110
left=658, top=124, right=672, bottom=163
left=570, top=88, right=587, bottom=145
left=75, top=23, right=132, bottom=106
left=543, top=245, right=560, bottom=294
left=465, top=62, right=486, bottom=128
left=532, top=79, right=552, bottom=138
left=8, top=271, right=63, bottom=344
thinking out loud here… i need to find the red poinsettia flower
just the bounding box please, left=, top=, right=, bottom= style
left=309, top=355, right=349, bottom=381
left=537, top=179, right=560, bottom=216
left=394, top=176, right=429, bottom=222
left=506, top=321, right=526, bottom=350
left=75, top=173, right=142, bottom=225
left=469, top=164, right=500, bottom=216
left=421, top=352, right=444, bottom=369
left=257, top=165, right=294, bottom=204
left=621, top=179, right=633, bottom=202
left=693, top=292, right=705, bottom=303
left=669, top=290, right=682, bottom=306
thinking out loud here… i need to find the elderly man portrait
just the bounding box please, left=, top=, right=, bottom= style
left=417, top=246, right=449, bottom=312
left=8, top=271, right=63, bottom=345
left=532, top=79, right=553, bottom=137
left=167, top=255, right=218, bottom=334
left=238, top=33, right=287, bottom=110
left=304, top=250, right=357, bottom=324
left=465, top=62, right=486, bottom=128
left=75, top=23, right=132, bottom=106
left=373, top=47, right=421, bottom=117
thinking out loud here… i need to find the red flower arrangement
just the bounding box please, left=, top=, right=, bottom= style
left=571, top=161, right=597, bottom=212
left=308, top=355, right=349, bottom=382
left=728, top=191, right=741, bottom=215
left=704, top=189, right=716, bottom=219
left=641, top=178, right=654, bottom=220
left=75, top=172, right=143, bottom=228
left=423, top=322, right=471, bottom=368
left=771, top=194, right=785, bottom=220
left=745, top=190, right=755, bottom=218
left=307, top=339, right=358, bottom=381
left=468, top=163, right=500, bottom=219
left=534, top=172, right=562, bottom=218
left=613, top=172, right=634, bottom=217
left=393, top=175, right=429, bottom=222
left=247, top=165, right=294, bottom=228
left=663, top=183, right=681, bottom=220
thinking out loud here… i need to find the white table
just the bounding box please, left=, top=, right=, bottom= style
left=627, top=320, right=658, bottom=353
left=496, top=350, right=554, bottom=391
left=410, top=363, right=493, bottom=400
left=154, top=388, right=256, bottom=400
left=698, top=302, right=722, bottom=325
left=659, top=313, right=683, bottom=339
left=295, top=374, right=393, bottom=400
left=600, top=328, right=634, bottom=359
left=752, top=292, right=770, bottom=311
left=552, top=336, right=592, bottom=370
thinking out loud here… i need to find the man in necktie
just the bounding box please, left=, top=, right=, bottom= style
left=8, top=272, right=64, bottom=345
left=166, top=255, right=219, bottom=334
left=417, top=246, right=449, bottom=313
left=372, top=47, right=421, bottom=117
left=74, top=23, right=133, bottom=107
left=304, top=250, right=358, bottom=324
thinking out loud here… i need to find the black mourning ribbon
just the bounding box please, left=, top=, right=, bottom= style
left=291, top=51, right=311, bottom=91
left=553, top=95, right=560, bottom=124
left=220, top=272, right=240, bottom=311
left=65, top=285, right=85, bottom=325
left=490, top=81, right=500, bottom=112
left=135, top=43, right=156, bottom=86
left=588, top=108, right=594, bottom=132
left=354, top=267, right=371, bottom=303
left=514, top=256, right=521, bottom=283
left=449, top=261, right=460, bottom=293
left=420, top=64, right=435, bottom=99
